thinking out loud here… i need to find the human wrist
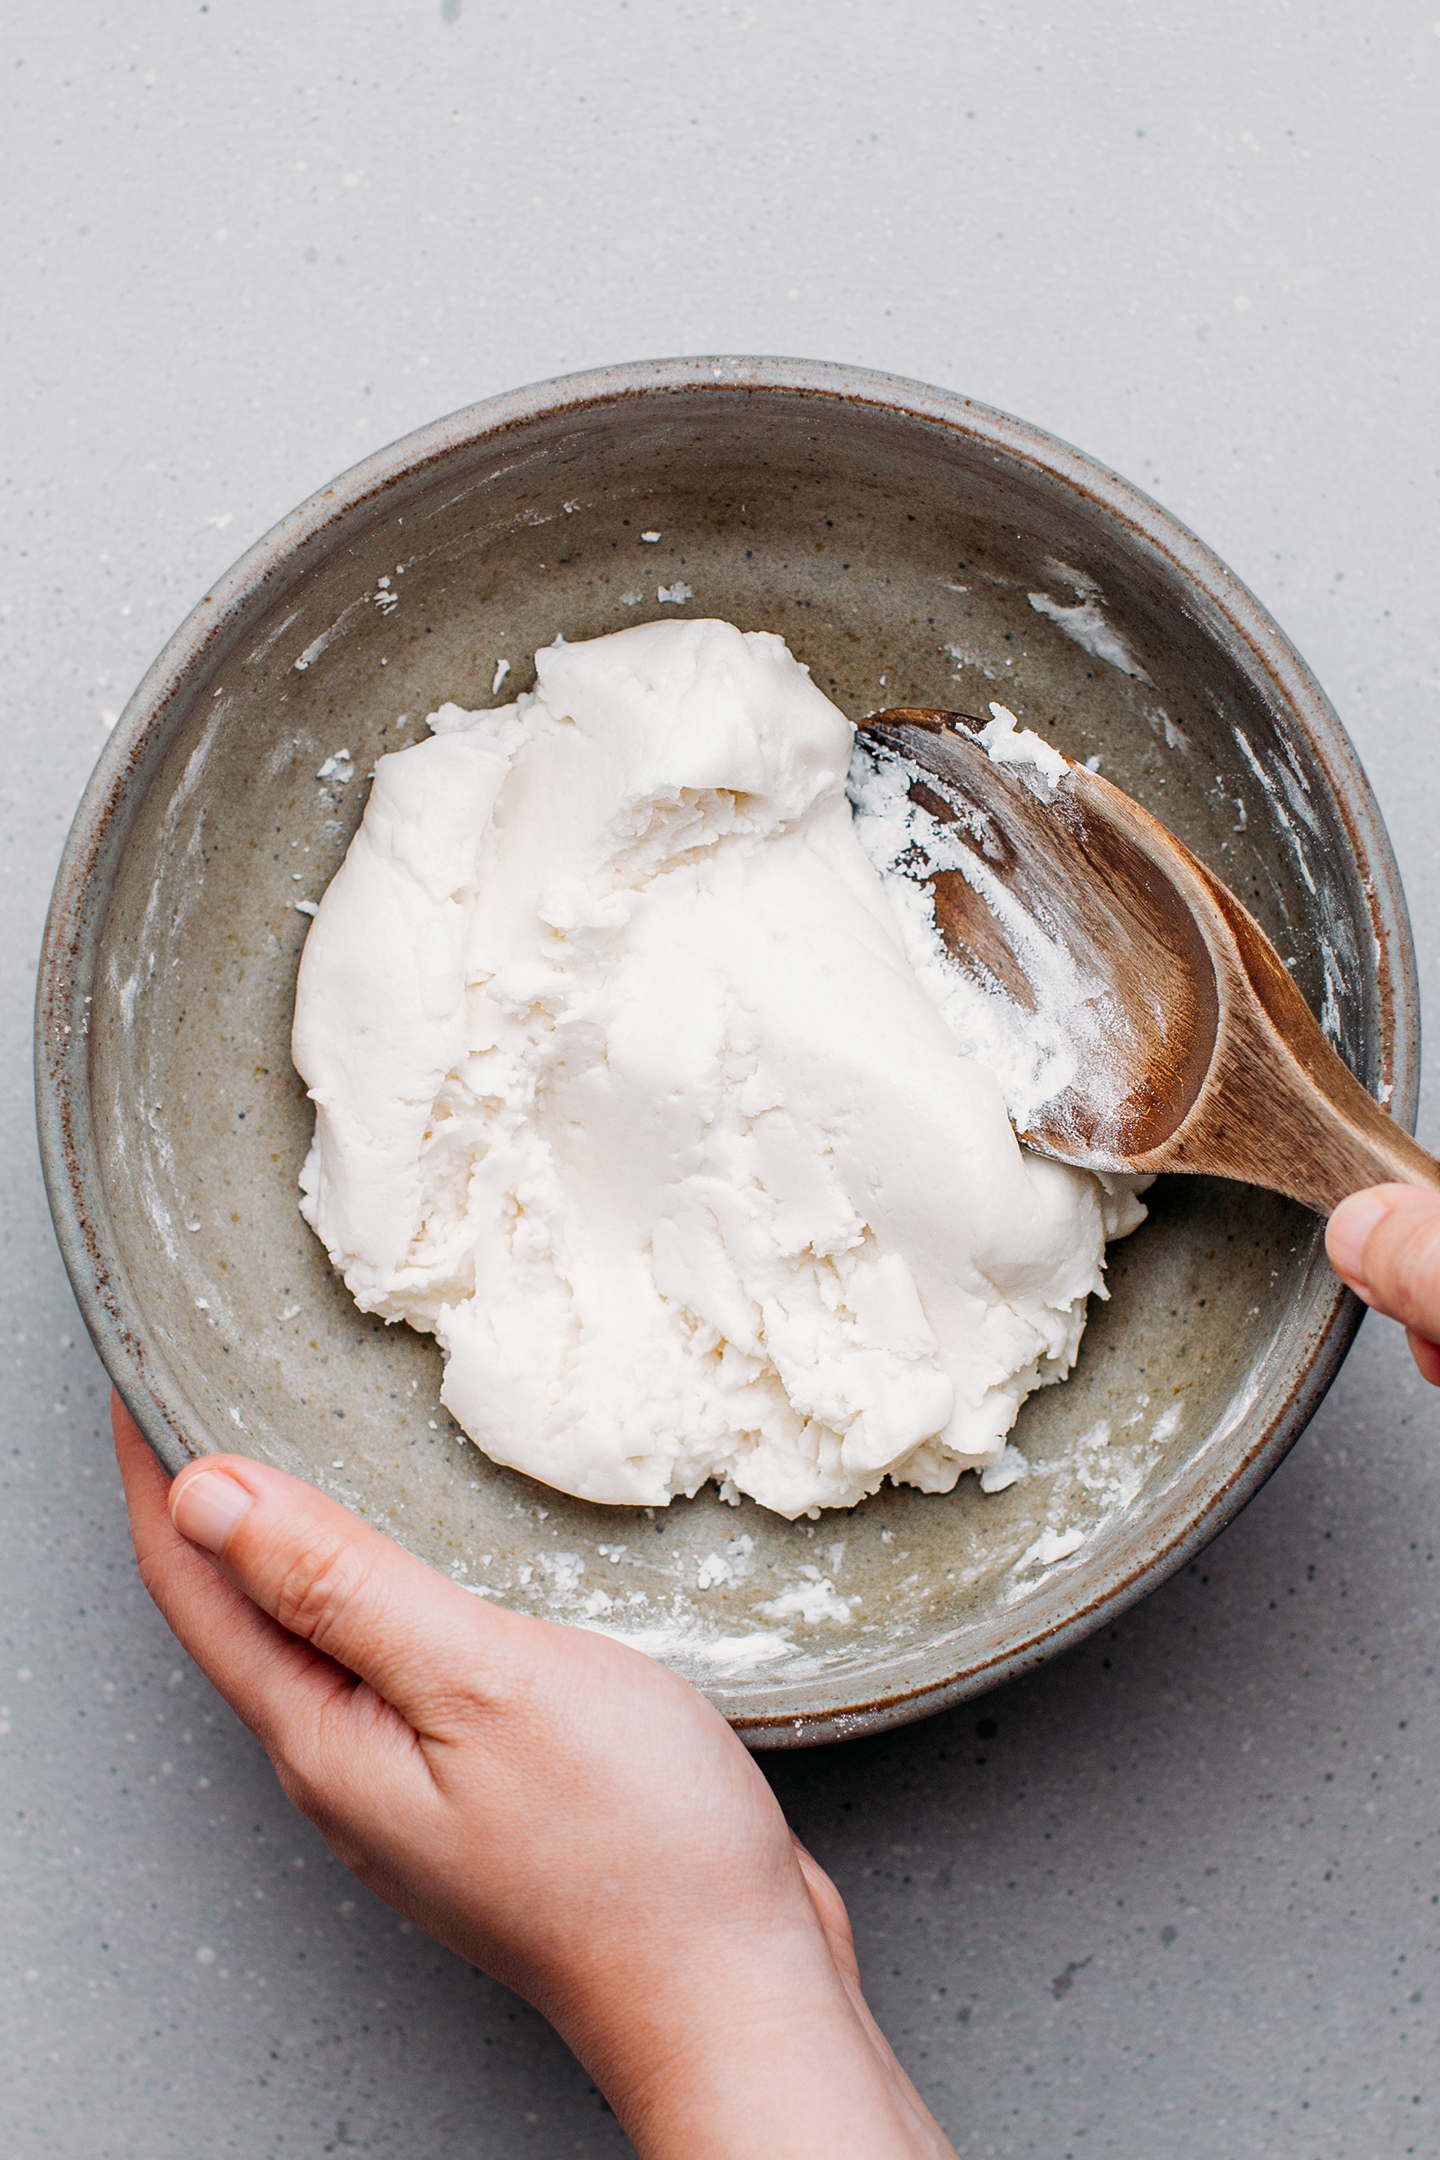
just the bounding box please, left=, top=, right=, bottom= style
left=552, top=1921, right=936, bottom=2159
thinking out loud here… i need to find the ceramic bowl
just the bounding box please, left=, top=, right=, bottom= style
left=37, top=358, right=1417, bottom=1747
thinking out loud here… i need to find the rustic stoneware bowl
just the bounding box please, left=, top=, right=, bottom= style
left=37, top=358, right=1418, bottom=1748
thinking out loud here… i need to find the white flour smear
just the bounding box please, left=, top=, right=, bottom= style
left=848, top=728, right=1134, bottom=1145
left=1025, top=560, right=1154, bottom=684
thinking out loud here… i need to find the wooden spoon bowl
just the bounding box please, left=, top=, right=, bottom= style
left=859, top=708, right=1440, bottom=1215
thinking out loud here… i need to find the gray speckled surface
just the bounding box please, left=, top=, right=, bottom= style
left=5, top=3, right=1439, bottom=2154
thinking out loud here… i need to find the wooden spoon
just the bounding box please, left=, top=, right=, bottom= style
left=856, top=708, right=1440, bottom=1216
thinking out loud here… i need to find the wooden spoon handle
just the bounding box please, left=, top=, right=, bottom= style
left=1304, top=1091, right=1440, bottom=1208
left=1152, top=855, right=1440, bottom=1216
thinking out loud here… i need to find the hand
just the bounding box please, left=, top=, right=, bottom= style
left=1327, top=1183, right=1440, bottom=1384
left=113, top=1396, right=958, bottom=2160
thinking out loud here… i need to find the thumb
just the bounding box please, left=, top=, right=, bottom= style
left=1327, top=1183, right=1440, bottom=1364
left=169, top=1453, right=531, bottom=1729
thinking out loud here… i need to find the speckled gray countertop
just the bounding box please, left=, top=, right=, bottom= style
left=5, top=5, right=1439, bottom=2155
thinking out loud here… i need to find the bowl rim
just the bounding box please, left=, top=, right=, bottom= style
left=35, top=354, right=1415, bottom=1746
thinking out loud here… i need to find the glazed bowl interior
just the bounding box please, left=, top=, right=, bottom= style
left=39, top=359, right=1413, bottom=1746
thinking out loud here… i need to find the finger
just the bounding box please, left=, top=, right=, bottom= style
left=114, top=1397, right=449, bottom=1845
left=1327, top=1185, right=1440, bottom=1343
left=1407, top=1330, right=1440, bottom=1387
left=166, top=1446, right=532, bottom=1731
left=113, top=1394, right=363, bottom=1732
left=112, top=1390, right=176, bottom=1523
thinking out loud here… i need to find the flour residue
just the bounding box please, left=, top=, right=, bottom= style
left=1231, top=722, right=1356, bottom=1046
left=847, top=729, right=1135, bottom=1143
left=757, top=1570, right=858, bottom=1626
left=978, top=702, right=1068, bottom=785
left=1027, top=562, right=1153, bottom=684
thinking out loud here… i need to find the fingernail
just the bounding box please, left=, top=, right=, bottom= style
left=1326, top=1189, right=1390, bottom=1292
left=172, top=1468, right=253, bottom=1556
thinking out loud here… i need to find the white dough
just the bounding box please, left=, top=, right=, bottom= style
left=293, top=619, right=1144, bottom=1518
